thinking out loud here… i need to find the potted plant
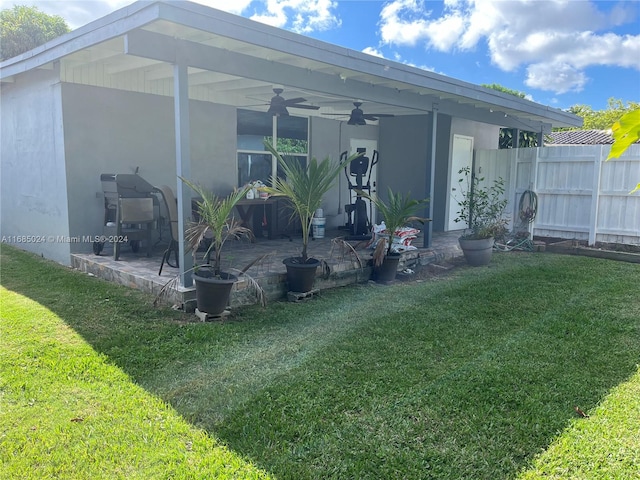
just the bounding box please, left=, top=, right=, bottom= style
left=180, top=178, right=264, bottom=316
left=358, top=188, right=429, bottom=282
left=452, top=166, right=509, bottom=266
left=261, top=141, right=362, bottom=293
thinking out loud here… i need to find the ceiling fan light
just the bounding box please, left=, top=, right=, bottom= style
left=347, top=102, right=367, bottom=125
left=348, top=111, right=366, bottom=125
left=268, top=103, right=289, bottom=116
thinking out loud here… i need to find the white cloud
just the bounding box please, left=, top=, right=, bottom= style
left=379, top=0, right=432, bottom=46
left=525, top=62, right=588, bottom=94
left=422, top=12, right=465, bottom=51
left=566, top=32, right=640, bottom=69
left=250, top=0, right=340, bottom=33
left=377, top=0, right=640, bottom=94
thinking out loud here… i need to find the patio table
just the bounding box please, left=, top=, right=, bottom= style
left=234, top=198, right=279, bottom=240
left=191, top=197, right=280, bottom=241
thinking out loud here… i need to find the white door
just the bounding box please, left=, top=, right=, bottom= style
left=447, top=134, right=474, bottom=231
left=348, top=139, right=378, bottom=223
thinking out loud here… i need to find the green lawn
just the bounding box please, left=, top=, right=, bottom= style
left=1, top=245, right=639, bottom=479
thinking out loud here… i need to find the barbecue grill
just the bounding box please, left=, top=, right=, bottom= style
left=94, top=173, right=157, bottom=259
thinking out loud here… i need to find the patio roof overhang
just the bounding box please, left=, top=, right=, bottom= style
left=0, top=0, right=582, bottom=133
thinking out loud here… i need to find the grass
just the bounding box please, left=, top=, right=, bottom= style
left=1, top=245, right=639, bottom=479
left=0, top=278, right=269, bottom=478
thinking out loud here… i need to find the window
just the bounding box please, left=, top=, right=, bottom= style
left=237, top=109, right=308, bottom=186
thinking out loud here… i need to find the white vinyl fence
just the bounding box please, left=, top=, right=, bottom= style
left=475, top=144, right=640, bottom=246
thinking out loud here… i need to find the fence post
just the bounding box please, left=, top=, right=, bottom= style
left=588, top=147, right=604, bottom=246
left=530, top=147, right=540, bottom=239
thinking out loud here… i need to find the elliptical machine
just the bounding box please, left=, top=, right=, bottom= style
left=342, top=148, right=378, bottom=240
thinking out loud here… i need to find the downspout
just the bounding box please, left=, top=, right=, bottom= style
left=424, top=104, right=438, bottom=248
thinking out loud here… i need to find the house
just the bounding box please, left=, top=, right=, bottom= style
left=0, top=0, right=581, bottom=285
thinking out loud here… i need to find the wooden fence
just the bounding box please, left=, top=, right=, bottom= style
left=475, top=144, right=640, bottom=246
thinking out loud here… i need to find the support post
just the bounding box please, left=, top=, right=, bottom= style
left=424, top=104, right=438, bottom=248
left=174, top=62, right=194, bottom=287
left=511, top=128, right=520, bottom=149
left=530, top=147, right=540, bottom=239
left=588, top=147, right=604, bottom=246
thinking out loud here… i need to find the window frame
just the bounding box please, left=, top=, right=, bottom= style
left=237, top=109, right=309, bottom=187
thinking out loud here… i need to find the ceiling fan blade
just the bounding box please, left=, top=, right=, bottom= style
left=283, top=97, right=307, bottom=105
left=363, top=113, right=394, bottom=120
left=288, top=103, right=320, bottom=110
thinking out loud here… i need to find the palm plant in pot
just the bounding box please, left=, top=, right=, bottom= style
left=261, top=141, right=362, bottom=293
left=180, top=178, right=264, bottom=316
left=358, top=188, right=429, bottom=282
left=452, top=166, right=509, bottom=266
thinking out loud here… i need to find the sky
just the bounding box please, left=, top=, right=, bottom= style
left=2, top=0, right=639, bottom=111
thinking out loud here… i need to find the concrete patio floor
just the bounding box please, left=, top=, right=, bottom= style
left=71, top=228, right=464, bottom=311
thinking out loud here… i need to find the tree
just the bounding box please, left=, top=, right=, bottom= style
left=607, top=109, right=640, bottom=194
left=498, top=129, right=538, bottom=149
left=482, top=83, right=527, bottom=99
left=0, top=5, right=69, bottom=61
left=567, top=98, right=640, bottom=130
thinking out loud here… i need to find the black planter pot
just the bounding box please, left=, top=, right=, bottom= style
left=193, top=267, right=237, bottom=316
left=283, top=257, right=320, bottom=293
left=458, top=236, right=494, bottom=266
left=373, top=253, right=401, bottom=283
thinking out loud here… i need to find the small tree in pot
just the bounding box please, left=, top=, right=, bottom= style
left=260, top=141, right=362, bottom=293
left=157, top=178, right=265, bottom=316
left=452, top=166, right=509, bottom=266
left=358, top=188, right=429, bottom=282
left=183, top=178, right=253, bottom=272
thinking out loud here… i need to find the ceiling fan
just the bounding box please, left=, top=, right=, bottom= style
left=254, top=88, right=320, bottom=116
left=324, top=102, right=395, bottom=125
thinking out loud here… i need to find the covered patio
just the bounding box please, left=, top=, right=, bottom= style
left=71, top=228, right=463, bottom=310
left=1, top=0, right=581, bottom=288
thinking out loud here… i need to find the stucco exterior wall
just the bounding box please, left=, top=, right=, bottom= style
left=0, top=69, right=72, bottom=264
left=61, top=84, right=237, bottom=253
left=377, top=115, right=431, bottom=224
left=190, top=101, right=237, bottom=194
left=376, top=114, right=497, bottom=233
left=450, top=117, right=500, bottom=151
